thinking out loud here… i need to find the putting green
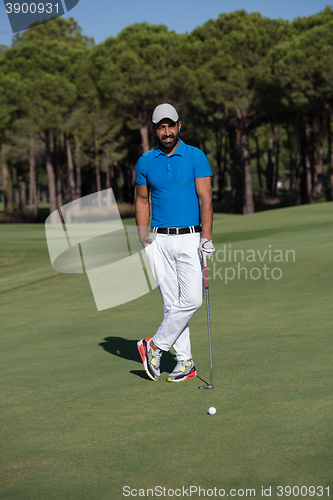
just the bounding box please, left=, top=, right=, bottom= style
left=1, top=203, right=332, bottom=500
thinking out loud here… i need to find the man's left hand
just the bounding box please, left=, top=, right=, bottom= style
left=199, top=238, right=215, bottom=267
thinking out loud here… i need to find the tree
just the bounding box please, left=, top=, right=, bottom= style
left=2, top=10, right=333, bottom=217
left=0, top=64, right=25, bottom=215
left=1, top=17, right=93, bottom=214
left=185, top=11, right=291, bottom=213
left=92, top=23, right=182, bottom=154
left=259, top=17, right=333, bottom=203
left=12, top=16, right=94, bottom=47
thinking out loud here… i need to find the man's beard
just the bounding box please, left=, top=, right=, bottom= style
left=159, top=131, right=180, bottom=151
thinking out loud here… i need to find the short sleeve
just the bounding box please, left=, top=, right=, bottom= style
left=193, top=148, right=212, bottom=179
left=135, top=155, right=147, bottom=186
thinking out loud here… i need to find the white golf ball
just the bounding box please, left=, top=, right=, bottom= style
left=208, top=406, right=216, bottom=415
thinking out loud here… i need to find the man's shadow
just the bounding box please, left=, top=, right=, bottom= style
left=99, top=337, right=177, bottom=380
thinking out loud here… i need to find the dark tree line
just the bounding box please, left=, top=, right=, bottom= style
left=1, top=9, right=333, bottom=218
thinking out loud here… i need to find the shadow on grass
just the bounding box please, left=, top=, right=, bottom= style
left=99, top=337, right=177, bottom=378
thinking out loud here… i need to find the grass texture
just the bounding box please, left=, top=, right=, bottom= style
left=0, top=203, right=332, bottom=500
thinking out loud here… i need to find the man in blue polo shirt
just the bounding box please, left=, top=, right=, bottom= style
left=136, top=103, right=215, bottom=382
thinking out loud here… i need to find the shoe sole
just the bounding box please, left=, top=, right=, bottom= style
left=166, top=367, right=197, bottom=383
left=137, top=338, right=159, bottom=382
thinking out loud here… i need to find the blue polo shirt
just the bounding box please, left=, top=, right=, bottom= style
left=135, top=139, right=212, bottom=228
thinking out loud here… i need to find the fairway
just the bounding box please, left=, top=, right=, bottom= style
left=1, top=204, right=332, bottom=500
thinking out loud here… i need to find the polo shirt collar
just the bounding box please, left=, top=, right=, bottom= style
left=154, top=139, right=185, bottom=158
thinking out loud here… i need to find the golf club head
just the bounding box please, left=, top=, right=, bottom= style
left=198, top=383, right=214, bottom=389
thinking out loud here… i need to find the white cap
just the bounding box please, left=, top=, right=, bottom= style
left=152, top=103, right=179, bottom=124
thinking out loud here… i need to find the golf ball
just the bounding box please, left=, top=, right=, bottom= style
left=208, top=406, right=216, bottom=415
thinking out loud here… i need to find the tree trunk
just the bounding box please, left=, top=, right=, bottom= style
left=21, top=180, right=27, bottom=212
left=305, top=116, right=315, bottom=202
left=266, top=130, right=275, bottom=196
left=110, top=161, right=119, bottom=200
left=215, top=130, right=224, bottom=201
left=106, top=164, right=112, bottom=206
left=222, top=131, right=229, bottom=198
left=138, top=111, right=150, bottom=153
left=241, top=126, right=255, bottom=214
left=1, top=144, right=14, bottom=215
left=286, top=126, right=296, bottom=193
left=65, top=133, right=76, bottom=201
left=75, top=132, right=81, bottom=199
left=299, top=122, right=310, bottom=205
left=121, top=162, right=130, bottom=203
left=317, top=112, right=324, bottom=197
left=45, top=130, right=57, bottom=214
left=29, top=133, right=37, bottom=216
left=139, top=123, right=150, bottom=154
left=228, top=127, right=236, bottom=211
left=327, top=108, right=333, bottom=202
left=273, top=124, right=280, bottom=196
left=106, top=164, right=111, bottom=190
left=305, top=154, right=313, bottom=202
left=93, top=124, right=102, bottom=205
left=53, top=135, right=63, bottom=209
left=229, top=123, right=243, bottom=214
left=295, top=150, right=300, bottom=196
left=41, top=188, right=47, bottom=204
left=254, top=129, right=264, bottom=199
left=131, top=166, right=136, bottom=203
left=119, top=162, right=125, bottom=202
left=17, top=171, right=26, bottom=213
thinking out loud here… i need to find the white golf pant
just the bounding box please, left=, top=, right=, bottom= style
left=144, top=232, right=203, bottom=361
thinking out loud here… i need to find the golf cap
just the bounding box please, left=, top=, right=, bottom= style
left=152, top=103, right=179, bottom=124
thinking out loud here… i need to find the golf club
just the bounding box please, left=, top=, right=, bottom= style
left=198, top=262, right=214, bottom=389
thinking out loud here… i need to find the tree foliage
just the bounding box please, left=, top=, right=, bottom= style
left=1, top=9, right=333, bottom=218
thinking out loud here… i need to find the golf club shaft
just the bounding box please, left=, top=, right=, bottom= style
left=204, top=266, right=213, bottom=386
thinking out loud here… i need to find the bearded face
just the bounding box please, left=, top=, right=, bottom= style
left=155, top=119, right=181, bottom=153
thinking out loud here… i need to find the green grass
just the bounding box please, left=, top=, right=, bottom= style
left=1, top=204, right=333, bottom=500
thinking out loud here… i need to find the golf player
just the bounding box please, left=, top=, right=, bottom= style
left=136, top=103, right=215, bottom=382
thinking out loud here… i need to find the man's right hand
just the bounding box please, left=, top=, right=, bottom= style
left=141, top=236, right=153, bottom=248
left=135, top=183, right=153, bottom=248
